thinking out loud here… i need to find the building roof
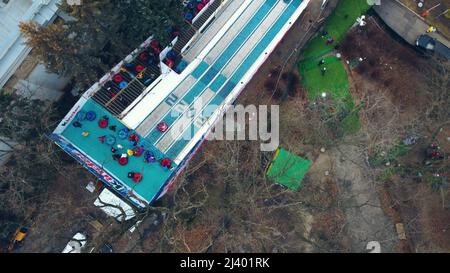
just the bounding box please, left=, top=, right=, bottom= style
left=52, top=0, right=310, bottom=207
left=94, top=188, right=136, bottom=222
left=60, top=99, right=175, bottom=202
left=0, top=0, right=60, bottom=88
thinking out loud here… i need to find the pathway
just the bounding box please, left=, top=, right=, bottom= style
left=374, top=0, right=450, bottom=48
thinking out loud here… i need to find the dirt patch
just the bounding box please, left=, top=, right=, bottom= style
left=341, top=19, right=430, bottom=115
left=333, top=144, right=398, bottom=252
left=15, top=167, right=110, bottom=253
left=378, top=124, right=450, bottom=252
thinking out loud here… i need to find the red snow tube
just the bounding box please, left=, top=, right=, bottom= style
left=135, top=65, right=145, bottom=73
left=166, top=59, right=175, bottom=68
left=128, top=133, right=139, bottom=143
left=118, top=157, right=128, bottom=166
left=157, top=122, right=168, bottom=132
left=128, top=172, right=143, bottom=183
left=133, top=146, right=143, bottom=157
left=113, top=74, right=123, bottom=83
left=150, top=40, right=161, bottom=54
left=133, top=172, right=143, bottom=183
left=139, top=52, right=149, bottom=62
left=161, top=158, right=172, bottom=168
left=197, top=3, right=205, bottom=11
left=98, top=117, right=109, bottom=128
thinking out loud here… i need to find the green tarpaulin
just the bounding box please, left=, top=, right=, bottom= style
left=266, top=148, right=311, bottom=191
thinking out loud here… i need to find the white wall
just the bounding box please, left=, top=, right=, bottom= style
left=0, top=0, right=61, bottom=88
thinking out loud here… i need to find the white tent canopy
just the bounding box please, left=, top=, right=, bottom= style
left=62, top=232, right=87, bottom=253
left=94, top=189, right=136, bottom=222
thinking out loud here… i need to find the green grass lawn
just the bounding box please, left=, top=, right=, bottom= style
left=299, top=56, right=350, bottom=102
left=302, top=0, right=371, bottom=60
left=297, top=0, right=371, bottom=134
left=299, top=55, right=360, bottom=134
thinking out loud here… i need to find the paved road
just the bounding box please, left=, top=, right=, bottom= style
left=333, top=145, right=398, bottom=253
left=374, top=0, right=450, bottom=48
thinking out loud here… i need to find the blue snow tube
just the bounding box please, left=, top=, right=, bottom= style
left=85, top=111, right=96, bottom=121
left=119, top=81, right=128, bottom=89
left=184, top=12, right=194, bottom=21
left=118, top=128, right=129, bottom=140
left=124, top=63, right=134, bottom=70
left=76, top=111, right=86, bottom=121
left=144, top=150, right=156, bottom=163
left=166, top=50, right=177, bottom=60
left=187, top=2, right=195, bottom=9
left=175, top=60, right=188, bottom=73
left=105, top=135, right=116, bottom=146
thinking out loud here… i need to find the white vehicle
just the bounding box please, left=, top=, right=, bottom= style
left=62, top=233, right=87, bottom=253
